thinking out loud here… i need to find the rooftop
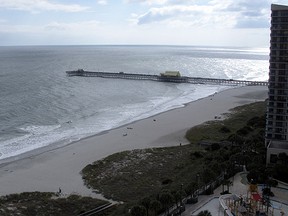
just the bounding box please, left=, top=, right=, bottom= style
left=272, top=4, right=288, bottom=11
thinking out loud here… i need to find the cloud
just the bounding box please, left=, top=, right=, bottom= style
left=0, top=19, right=107, bottom=45
left=124, top=0, right=168, bottom=5
left=0, top=0, right=88, bottom=12
left=97, top=0, right=107, bottom=5
left=135, top=3, right=233, bottom=28
left=0, top=20, right=101, bottom=34
left=131, top=0, right=271, bottom=29
left=236, top=19, right=269, bottom=28
left=44, top=20, right=101, bottom=31
left=225, top=0, right=270, bottom=28
left=125, top=0, right=196, bottom=5
left=227, top=0, right=270, bottom=11
left=0, top=23, right=38, bottom=33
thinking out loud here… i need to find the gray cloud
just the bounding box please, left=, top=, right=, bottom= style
left=137, top=11, right=170, bottom=24
left=137, top=6, right=188, bottom=25
left=0, top=0, right=88, bottom=12
left=227, top=0, right=270, bottom=28
left=242, top=11, right=263, bottom=17
left=235, top=18, right=270, bottom=29
left=133, top=0, right=271, bottom=29
left=124, top=0, right=196, bottom=5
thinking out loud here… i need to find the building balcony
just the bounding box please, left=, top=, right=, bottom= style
left=270, top=46, right=288, bottom=50
left=271, top=13, right=288, bottom=18
left=270, top=26, right=288, bottom=30
left=270, top=58, right=288, bottom=62
left=271, top=20, right=288, bottom=24
left=269, top=62, right=288, bottom=65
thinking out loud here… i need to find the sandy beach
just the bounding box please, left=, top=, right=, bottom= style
left=0, top=85, right=268, bottom=199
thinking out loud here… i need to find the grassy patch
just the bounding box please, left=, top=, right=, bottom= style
left=0, top=192, right=109, bottom=216
left=185, top=101, right=266, bottom=144
left=82, top=146, right=204, bottom=202
left=82, top=101, right=266, bottom=204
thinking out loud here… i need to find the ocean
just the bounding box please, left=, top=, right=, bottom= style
left=0, top=45, right=268, bottom=161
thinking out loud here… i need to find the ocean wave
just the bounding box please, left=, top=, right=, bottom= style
left=0, top=45, right=269, bottom=161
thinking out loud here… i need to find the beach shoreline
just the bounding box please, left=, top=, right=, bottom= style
left=0, top=85, right=268, bottom=199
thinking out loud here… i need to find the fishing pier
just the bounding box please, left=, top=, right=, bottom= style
left=66, top=69, right=268, bottom=86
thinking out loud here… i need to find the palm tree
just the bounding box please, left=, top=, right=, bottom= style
left=159, top=190, right=173, bottom=216
left=228, top=133, right=244, bottom=146
left=202, top=168, right=216, bottom=194
left=141, top=197, right=151, bottom=216
left=130, top=205, right=146, bottom=216
left=150, top=200, right=161, bottom=216
left=172, top=190, right=180, bottom=208
left=197, top=210, right=212, bottom=216
left=185, top=181, right=198, bottom=198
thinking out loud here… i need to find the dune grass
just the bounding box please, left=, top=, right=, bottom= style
left=81, top=102, right=266, bottom=204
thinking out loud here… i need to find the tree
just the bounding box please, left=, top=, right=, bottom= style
left=228, top=133, right=244, bottom=146
left=197, top=210, right=212, bottom=216
left=185, top=181, right=198, bottom=198
left=150, top=200, right=161, bottom=216
left=202, top=168, right=216, bottom=194
left=141, top=197, right=151, bottom=216
left=159, top=190, right=173, bottom=216
left=130, top=205, right=146, bottom=216
left=172, top=190, right=181, bottom=208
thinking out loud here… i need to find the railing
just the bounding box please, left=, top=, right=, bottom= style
left=77, top=203, right=114, bottom=216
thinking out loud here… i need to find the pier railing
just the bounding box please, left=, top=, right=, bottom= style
left=66, top=70, right=268, bottom=86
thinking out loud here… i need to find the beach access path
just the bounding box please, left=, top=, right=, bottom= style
left=0, top=86, right=268, bottom=199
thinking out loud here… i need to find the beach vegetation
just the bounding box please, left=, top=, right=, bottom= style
left=190, top=151, right=204, bottom=159
left=149, top=199, right=162, bottom=216
left=219, top=126, right=231, bottom=133
left=0, top=192, right=110, bottom=216
left=141, top=197, right=151, bottom=216
left=81, top=146, right=204, bottom=202
left=159, top=190, right=174, bottom=215
left=81, top=101, right=270, bottom=215
left=185, top=101, right=266, bottom=144
left=130, top=205, right=146, bottom=216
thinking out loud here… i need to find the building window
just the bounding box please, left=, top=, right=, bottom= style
left=280, top=11, right=288, bottom=16
left=277, top=108, right=284, bottom=114
left=277, top=89, right=285, bottom=95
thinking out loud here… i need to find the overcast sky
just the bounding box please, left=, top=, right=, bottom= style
left=0, top=0, right=287, bottom=47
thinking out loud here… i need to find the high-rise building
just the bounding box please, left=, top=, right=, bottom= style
left=266, top=4, right=288, bottom=164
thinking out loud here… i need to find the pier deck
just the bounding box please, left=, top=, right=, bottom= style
left=66, top=70, right=268, bottom=86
